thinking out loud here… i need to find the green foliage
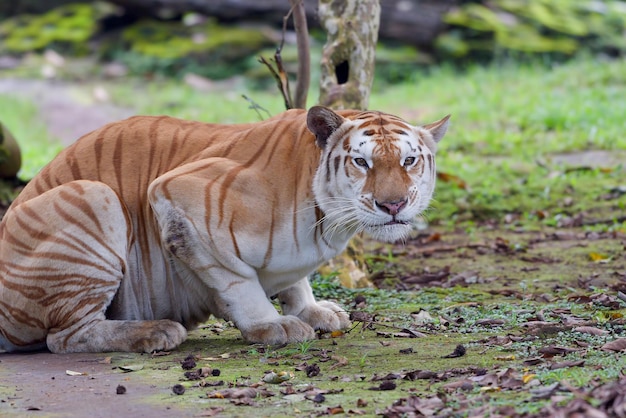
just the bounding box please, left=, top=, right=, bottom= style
left=121, top=19, right=269, bottom=60
left=374, top=44, right=433, bottom=84
left=0, top=3, right=97, bottom=54
left=108, top=18, right=272, bottom=79
left=440, top=0, right=626, bottom=59
left=0, top=3, right=273, bottom=80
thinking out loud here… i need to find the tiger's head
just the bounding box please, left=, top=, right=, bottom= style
left=307, top=106, right=450, bottom=243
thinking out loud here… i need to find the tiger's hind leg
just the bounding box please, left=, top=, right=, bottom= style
left=0, top=180, right=186, bottom=353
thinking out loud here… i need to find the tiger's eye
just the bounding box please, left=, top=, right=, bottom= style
left=404, top=157, right=416, bottom=167
left=354, top=158, right=369, bottom=168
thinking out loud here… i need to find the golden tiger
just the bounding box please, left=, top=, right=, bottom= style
left=0, top=106, right=449, bottom=353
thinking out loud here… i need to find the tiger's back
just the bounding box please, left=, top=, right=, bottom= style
left=0, top=106, right=449, bottom=353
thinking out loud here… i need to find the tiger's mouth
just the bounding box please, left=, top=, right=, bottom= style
left=384, top=219, right=409, bottom=226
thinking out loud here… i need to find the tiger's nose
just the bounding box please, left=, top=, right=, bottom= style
left=375, top=198, right=407, bottom=216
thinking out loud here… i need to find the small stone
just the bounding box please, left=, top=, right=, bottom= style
left=312, top=393, right=325, bottom=403
left=172, top=384, right=186, bottom=395
left=116, top=385, right=126, bottom=395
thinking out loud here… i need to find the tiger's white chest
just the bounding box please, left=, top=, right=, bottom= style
left=236, top=207, right=352, bottom=297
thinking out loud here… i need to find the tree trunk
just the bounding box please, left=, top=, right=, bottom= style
left=317, top=0, right=380, bottom=110
left=314, top=0, right=380, bottom=288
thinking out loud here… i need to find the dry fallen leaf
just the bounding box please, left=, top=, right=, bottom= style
left=326, top=406, right=345, bottom=415
left=198, top=407, right=225, bottom=417
left=262, top=371, right=294, bottom=384
left=118, top=364, right=144, bottom=372
left=382, top=395, right=446, bottom=416
left=601, top=338, right=626, bottom=352
left=437, top=171, right=468, bottom=189
left=442, top=344, right=466, bottom=358
left=573, top=326, right=609, bottom=336
left=549, top=360, right=585, bottom=370
left=411, top=309, right=434, bottom=324
left=475, top=318, right=506, bottom=326
left=538, top=346, right=578, bottom=358
left=480, top=386, right=501, bottom=393
left=589, top=252, right=610, bottom=263
left=494, top=355, right=516, bottom=361
left=65, top=370, right=87, bottom=376
left=328, top=355, right=348, bottom=370
left=441, top=379, right=474, bottom=392
left=207, top=387, right=272, bottom=399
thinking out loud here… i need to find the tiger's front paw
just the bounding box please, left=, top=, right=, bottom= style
left=297, top=300, right=351, bottom=332
left=240, top=316, right=315, bottom=345
left=46, top=319, right=188, bottom=353
left=134, top=320, right=188, bottom=353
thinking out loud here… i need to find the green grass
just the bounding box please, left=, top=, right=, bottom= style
left=371, top=56, right=626, bottom=153
left=370, top=56, right=626, bottom=223
left=0, top=95, right=63, bottom=179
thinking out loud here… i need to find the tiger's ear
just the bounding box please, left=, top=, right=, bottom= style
left=422, top=114, right=451, bottom=143
left=307, top=106, right=345, bottom=148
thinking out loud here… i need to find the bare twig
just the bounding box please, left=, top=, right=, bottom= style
left=258, top=0, right=310, bottom=110
left=241, top=94, right=271, bottom=120
left=288, top=0, right=310, bottom=108
left=258, top=53, right=293, bottom=110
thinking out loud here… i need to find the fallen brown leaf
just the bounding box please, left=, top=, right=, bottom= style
left=328, top=355, right=348, bottom=370
left=383, top=394, right=446, bottom=416
left=538, top=345, right=578, bottom=358
left=207, top=387, right=273, bottom=399
left=549, top=360, right=585, bottom=370
left=326, top=405, right=345, bottom=415
left=437, top=171, right=467, bottom=189
left=198, top=407, right=226, bottom=417
left=441, top=379, right=474, bottom=392
left=601, top=338, right=626, bottom=352
left=442, top=344, right=466, bottom=358
left=475, top=318, right=506, bottom=326
left=404, top=370, right=438, bottom=381
left=573, top=326, right=609, bottom=336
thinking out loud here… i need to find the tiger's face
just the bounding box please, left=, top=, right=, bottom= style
left=308, top=106, right=450, bottom=243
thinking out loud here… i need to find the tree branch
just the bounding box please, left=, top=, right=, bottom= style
left=288, top=0, right=310, bottom=109
left=258, top=54, right=293, bottom=110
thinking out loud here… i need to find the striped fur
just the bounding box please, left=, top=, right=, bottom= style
left=0, top=106, right=449, bottom=353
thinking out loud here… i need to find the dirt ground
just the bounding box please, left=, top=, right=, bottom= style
left=0, top=352, right=192, bottom=417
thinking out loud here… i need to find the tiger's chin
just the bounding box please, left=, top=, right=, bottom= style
left=364, top=222, right=413, bottom=243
